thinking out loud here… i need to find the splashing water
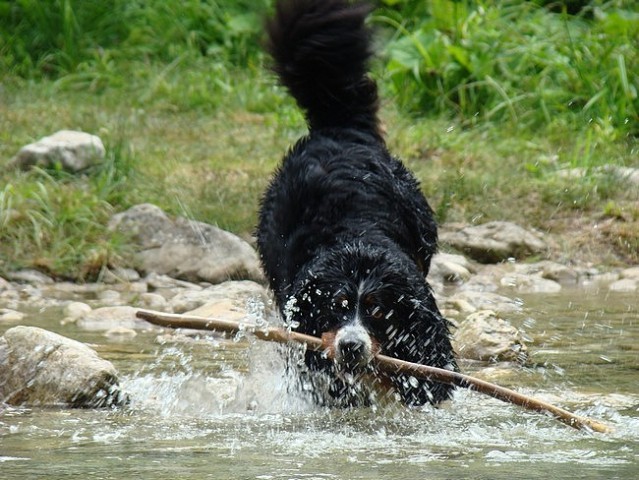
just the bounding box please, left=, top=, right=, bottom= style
left=1, top=290, right=638, bottom=479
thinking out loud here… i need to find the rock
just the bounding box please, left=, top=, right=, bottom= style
left=64, top=302, right=92, bottom=319
left=108, top=204, right=173, bottom=244
left=499, top=273, right=562, bottom=293
left=6, top=269, right=54, bottom=285
left=0, top=326, right=126, bottom=407
left=77, top=306, right=153, bottom=331
left=9, top=130, right=105, bottom=172
left=584, top=271, right=620, bottom=286
left=443, top=290, right=523, bottom=315
left=429, top=253, right=474, bottom=283
left=459, top=274, right=500, bottom=292
left=609, top=278, right=637, bottom=292
left=97, top=289, right=122, bottom=305
left=43, top=281, right=104, bottom=296
left=620, top=266, right=639, bottom=280
left=511, top=261, right=578, bottom=285
left=101, top=267, right=141, bottom=284
left=610, top=166, right=639, bottom=185
left=0, top=308, right=25, bottom=322
left=135, top=292, right=170, bottom=312
left=62, top=302, right=93, bottom=325
left=557, top=165, right=639, bottom=186
left=104, top=327, right=137, bottom=339
left=440, top=221, right=547, bottom=263
left=109, top=204, right=264, bottom=284
left=172, top=280, right=271, bottom=320
left=0, top=276, right=11, bottom=290
left=538, top=262, right=579, bottom=285
left=144, top=273, right=204, bottom=291
left=453, top=310, right=527, bottom=362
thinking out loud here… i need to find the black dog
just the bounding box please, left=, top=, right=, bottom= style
left=257, top=0, right=457, bottom=407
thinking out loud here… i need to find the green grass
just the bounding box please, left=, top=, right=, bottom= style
left=1, top=0, right=638, bottom=279
left=376, top=0, right=638, bottom=135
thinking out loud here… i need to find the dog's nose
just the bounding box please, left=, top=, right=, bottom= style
left=338, top=338, right=366, bottom=364
left=334, top=324, right=373, bottom=370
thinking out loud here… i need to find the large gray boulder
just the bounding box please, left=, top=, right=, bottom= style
left=9, top=130, right=105, bottom=172
left=0, top=326, right=127, bottom=407
left=440, top=221, right=547, bottom=263
left=108, top=204, right=264, bottom=284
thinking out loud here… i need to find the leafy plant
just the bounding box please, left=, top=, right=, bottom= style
left=374, top=0, right=639, bottom=134
left=1, top=0, right=270, bottom=79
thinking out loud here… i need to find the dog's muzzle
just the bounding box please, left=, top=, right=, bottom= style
left=333, top=324, right=374, bottom=371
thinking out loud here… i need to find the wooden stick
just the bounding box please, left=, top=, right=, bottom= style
left=136, top=309, right=611, bottom=433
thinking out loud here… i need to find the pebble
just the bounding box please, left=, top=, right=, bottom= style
left=62, top=302, right=93, bottom=324
left=0, top=308, right=25, bottom=322
left=609, top=278, right=638, bottom=292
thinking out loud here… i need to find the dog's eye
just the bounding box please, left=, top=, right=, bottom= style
left=333, top=294, right=349, bottom=310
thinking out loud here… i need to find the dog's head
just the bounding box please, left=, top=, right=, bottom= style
left=284, top=242, right=448, bottom=378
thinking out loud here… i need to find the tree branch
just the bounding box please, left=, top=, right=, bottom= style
left=136, top=309, right=611, bottom=433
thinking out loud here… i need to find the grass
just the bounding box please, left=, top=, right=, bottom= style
left=1, top=0, right=638, bottom=280
left=376, top=0, right=638, bottom=135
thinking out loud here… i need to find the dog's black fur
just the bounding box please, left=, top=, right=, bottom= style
left=257, top=0, right=457, bottom=407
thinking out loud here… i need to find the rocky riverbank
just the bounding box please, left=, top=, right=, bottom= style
left=1, top=129, right=637, bottom=409
left=2, top=203, right=637, bottom=408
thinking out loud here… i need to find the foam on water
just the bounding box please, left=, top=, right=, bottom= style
left=2, top=290, right=638, bottom=479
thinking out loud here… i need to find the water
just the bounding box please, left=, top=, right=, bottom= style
left=1, top=288, right=638, bottom=479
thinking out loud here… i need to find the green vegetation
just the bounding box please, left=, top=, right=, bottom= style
left=1, top=0, right=638, bottom=280
left=377, top=0, right=638, bottom=134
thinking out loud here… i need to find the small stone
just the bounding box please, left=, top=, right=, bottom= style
left=6, top=269, right=54, bottom=285
left=440, top=221, right=546, bottom=263
left=0, top=277, right=11, bottom=290
left=620, top=266, right=639, bottom=280
left=499, top=273, right=562, bottom=293
left=77, top=306, right=152, bottom=331
left=144, top=273, right=204, bottom=290
left=0, top=308, right=25, bottom=322
left=429, top=253, right=474, bottom=283
left=460, top=274, right=500, bottom=292
left=97, top=289, right=122, bottom=305
left=104, top=327, right=137, bottom=338
left=453, top=310, right=527, bottom=362
left=519, top=261, right=579, bottom=285
left=136, top=292, right=169, bottom=311
left=609, top=278, right=637, bottom=292
left=9, top=130, right=105, bottom=172
left=444, top=291, right=523, bottom=315
left=169, top=280, right=269, bottom=314
left=101, top=267, right=141, bottom=284
left=587, top=272, right=620, bottom=285
left=62, top=302, right=92, bottom=324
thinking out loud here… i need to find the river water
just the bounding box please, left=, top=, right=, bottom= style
left=1, top=287, right=637, bottom=479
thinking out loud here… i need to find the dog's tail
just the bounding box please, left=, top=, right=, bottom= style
left=266, top=0, right=379, bottom=134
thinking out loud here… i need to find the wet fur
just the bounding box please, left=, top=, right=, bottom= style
left=257, top=0, right=457, bottom=406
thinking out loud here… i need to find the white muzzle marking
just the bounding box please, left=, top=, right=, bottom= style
left=334, top=324, right=373, bottom=369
